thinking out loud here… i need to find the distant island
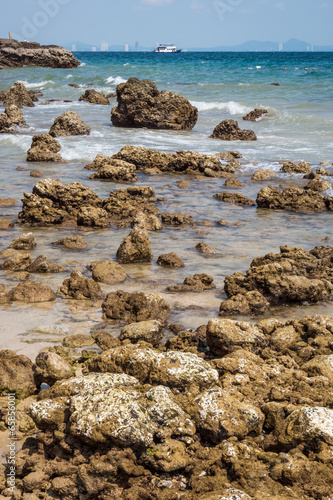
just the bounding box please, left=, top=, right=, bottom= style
left=65, top=38, right=333, bottom=53
left=0, top=38, right=80, bottom=68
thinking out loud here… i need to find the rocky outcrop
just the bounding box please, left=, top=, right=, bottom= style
left=161, top=213, right=194, bottom=225
left=256, top=185, right=332, bottom=212
left=8, top=280, right=56, bottom=303
left=304, top=176, right=331, bottom=193
left=167, top=273, right=215, bottom=292
left=87, top=260, right=127, bottom=284
left=58, top=271, right=104, bottom=300
left=111, top=77, right=198, bottom=130
left=52, top=234, right=87, bottom=250
left=131, top=211, right=162, bottom=231
left=112, top=145, right=241, bottom=177
left=0, top=39, right=80, bottom=68
left=280, top=161, right=311, bottom=174
left=79, top=89, right=109, bottom=105
left=116, top=226, right=152, bottom=264
left=251, top=168, right=277, bottom=181
left=0, top=104, right=26, bottom=133
left=210, top=120, right=257, bottom=141
left=214, top=192, right=256, bottom=206
left=224, top=178, right=245, bottom=188
left=18, top=179, right=104, bottom=226
left=243, top=109, right=268, bottom=121
left=26, top=255, right=66, bottom=273
left=157, top=252, right=184, bottom=268
left=102, top=291, right=170, bottom=324
left=195, top=242, right=216, bottom=254
left=34, top=351, right=73, bottom=387
left=26, top=134, right=62, bottom=162
left=88, top=158, right=138, bottom=183
left=9, top=233, right=36, bottom=250
left=102, top=186, right=159, bottom=226
left=76, top=206, right=110, bottom=228
left=119, top=320, right=163, bottom=346
left=0, top=350, right=36, bottom=398
left=220, top=245, right=333, bottom=314
left=2, top=81, right=34, bottom=107
left=49, top=111, right=91, bottom=137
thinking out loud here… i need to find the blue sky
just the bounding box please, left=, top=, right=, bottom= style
left=1, top=0, right=332, bottom=48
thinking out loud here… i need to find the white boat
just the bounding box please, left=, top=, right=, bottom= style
left=154, top=44, right=182, bottom=53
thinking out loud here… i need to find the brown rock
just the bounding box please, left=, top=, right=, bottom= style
left=224, top=178, right=245, bottom=188
left=58, top=271, right=104, bottom=300
left=210, top=119, right=257, bottom=141
left=8, top=280, right=56, bottom=302
left=49, top=111, right=91, bottom=137
left=214, top=192, right=256, bottom=206
left=280, top=161, right=312, bottom=174
left=102, top=290, right=171, bottom=324
left=102, top=185, right=159, bottom=225
left=251, top=168, right=278, bottom=181
left=0, top=104, right=26, bottom=132
left=131, top=211, right=162, bottom=231
left=34, top=351, right=73, bottom=387
left=89, top=158, right=138, bottom=183
left=27, top=255, right=66, bottom=273
left=0, top=350, right=36, bottom=398
left=243, top=108, right=268, bottom=121
left=256, top=185, right=330, bottom=212
left=3, top=81, right=34, bottom=107
left=195, top=242, right=216, bottom=254
left=63, top=334, right=95, bottom=348
left=27, top=134, right=62, bottom=162
left=52, top=234, right=87, bottom=249
left=219, top=290, right=270, bottom=316
left=119, top=320, right=163, bottom=346
left=76, top=206, right=110, bottom=228
left=116, top=226, right=152, bottom=264
left=30, top=170, right=43, bottom=177
left=0, top=218, right=14, bottom=229
left=79, top=89, right=109, bottom=105
left=111, top=77, right=198, bottom=130
left=0, top=197, right=17, bottom=207
left=157, top=252, right=184, bottom=268
left=167, top=273, right=215, bottom=292
left=161, top=212, right=194, bottom=225
left=9, top=233, right=36, bottom=250
left=88, top=260, right=127, bottom=284
left=304, top=177, right=331, bottom=192
left=0, top=253, right=31, bottom=271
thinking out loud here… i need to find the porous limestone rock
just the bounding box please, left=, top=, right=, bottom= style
left=8, top=280, right=56, bottom=303
left=210, top=120, right=257, bottom=141
left=0, top=350, right=36, bottom=398
left=58, top=271, right=104, bottom=300
left=49, top=111, right=91, bottom=137
left=102, top=291, right=170, bottom=324
left=27, top=134, right=62, bottom=162
left=79, top=89, right=109, bottom=105
left=116, top=226, right=152, bottom=264
left=119, top=320, right=163, bottom=346
left=87, top=260, right=127, bottom=284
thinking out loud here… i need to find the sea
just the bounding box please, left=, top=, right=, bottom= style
left=0, top=51, right=332, bottom=358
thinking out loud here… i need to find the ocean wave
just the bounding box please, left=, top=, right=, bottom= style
left=106, top=76, right=127, bottom=85
left=66, top=74, right=73, bottom=79
left=191, top=100, right=251, bottom=115
left=79, top=62, right=86, bottom=67
left=18, top=80, right=54, bottom=89
left=0, top=134, right=31, bottom=150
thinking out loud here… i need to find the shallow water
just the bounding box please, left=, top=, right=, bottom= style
left=0, top=52, right=332, bottom=359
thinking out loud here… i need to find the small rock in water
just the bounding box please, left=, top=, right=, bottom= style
left=157, top=252, right=185, bottom=268
left=195, top=242, right=216, bottom=254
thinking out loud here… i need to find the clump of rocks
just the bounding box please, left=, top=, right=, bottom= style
left=210, top=119, right=257, bottom=141
left=256, top=185, right=333, bottom=212
left=0, top=104, right=26, bottom=133
left=79, top=89, right=109, bottom=105
left=26, top=134, right=62, bottom=162
left=243, top=108, right=268, bottom=121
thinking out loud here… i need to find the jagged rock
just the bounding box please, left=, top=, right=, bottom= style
left=8, top=280, right=56, bottom=302
left=243, top=108, right=268, bottom=121
left=256, top=185, right=331, bottom=212
left=0, top=218, right=14, bottom=229
left=58, top=271, right=104, bottom=300
left=63, top=334, right=95, bottom=348
left=27, top=134, right=62, bottom=162
left=119, top=320, right=163, bottom=346
left=210, top=120, right=257, bottom=141
left=167, top=273, right=215, bottom=292
left=161, top=213, right=194, bottom=225
left=214, top=192, right=256, bottom=206
left=27, top=255, right=66, bottom=273
left=280, top=161, right=311, bottom=174
left=302, top=355, right=333, bottom=383
left=194, top=387, right=265, bottom=443
left=116, top=226, right=152, bottom=264
left=3, top=81, right=34, bottom=107
left=102, top=291, right=170, bottom=324
left=157, top=252, right=184, bottom=268
left=89, top=158, right=138, bottom=183
left=18, top=179, right=103, bottom=226
left=251, top=168, right=278, bottom=181
left=195, top=242, right=216, bottom=254
left=111, top=77, right=198, bottom=130
left=0, top=104, right=26, bottom=132
left=131, top=211, right=162, bottom=231
left=92, top=331, right=121, bottom=351
left=76, top=206, right=110, bottom=228
left=112, top=144, right=240, bottom=176
left=9, top=233, right=36, bottom=250
left=34, top=351, right=73, bottom=387
left=221, top=245, right=333, bottom=313
left=102, top=186, right=159, bottom=225
left=0, top=39, right=80, bottom=68
left=206, top=319, right=267, bottom=356
left=79, top=89, right=109, bottom=105
left=0, top=253, right=31, bottom=271
left=87, top=260, right=127, bottom=284
left=304, top=177, right=331, bottom=192
left=219, top=290, right=270, bottom=316
left=52, top=234, right=87, bottom=249
left=281, top=406, right=333, bottom=446
left=87, top=344, right=219, bottom=390
left=224, top=178, right=245, bottom=188
left=49, top=111, right=91, bottom=137
left=0, top=350, right=36, bottom=398
left=28, top=89, right=43, bottom=102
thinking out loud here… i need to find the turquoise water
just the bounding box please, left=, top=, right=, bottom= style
left=0, top=52, right=332, bottom=358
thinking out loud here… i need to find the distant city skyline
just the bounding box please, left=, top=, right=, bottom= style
left=0, top=0, right=332, bottom=49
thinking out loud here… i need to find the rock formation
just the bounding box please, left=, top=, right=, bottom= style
left=49, top=111, right=91, bottom=137
left=210, top=120, right=257, bottom=141
left=26, top=134, right=62, bottom=162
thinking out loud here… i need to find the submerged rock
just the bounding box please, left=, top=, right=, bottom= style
left=131, top=211, right=162, bottom=231
left=27, top=134, right=62, bottom=162
left=79, top=89, right=109, bottom=105
left=111, top=77, right=198, bottom=130
left=49, top=111, right=91, bottom=137
left=280, top=161, right=311, bottom=174
left=256, top=185, right=332, bottom=212
left=167, top=273, right=215, bottom=292
left=87, top=260, right=127, bottom=284
left=27, top=255, right=66, bottom=273
left=9, top=233, right=36, bottom=250
left=195, top=242, right=216, bottom=254
left=58, top=271, right=104, bottom=300
left=243, top=108, right=268, bottom=121
left=102, top=291, right=170, bottom=324
left=0, top=253, right=31, bottom=271
left=214, top=192, right=256, bottom=206
left=52, top=234, right=87, bottom=249
left=8, top=280, right=56, bottom=302
left=161, top=212, right=194, bottom=225
left=157, top=252, right=184, bottom=268
left=116, top=226, right=152, bottom=264
left=0, top=218, right=14, bottom=229
left=210, top=120, right=257, bottom=141
left=0, top=350, right=36, bottom=398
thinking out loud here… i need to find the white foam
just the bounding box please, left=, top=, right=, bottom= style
left=106, top=76, right=127, bottom=85
left=66, top=74, right=73, bottom=79
left=18, top=80, right=54, bottom=89
left=0, top=134, right=31, bottom=151
left=79, top=62, right=86, bottom=67
left=191, top=100, right=251, bottom=115
left=123, top=63, right=130, bottom=67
